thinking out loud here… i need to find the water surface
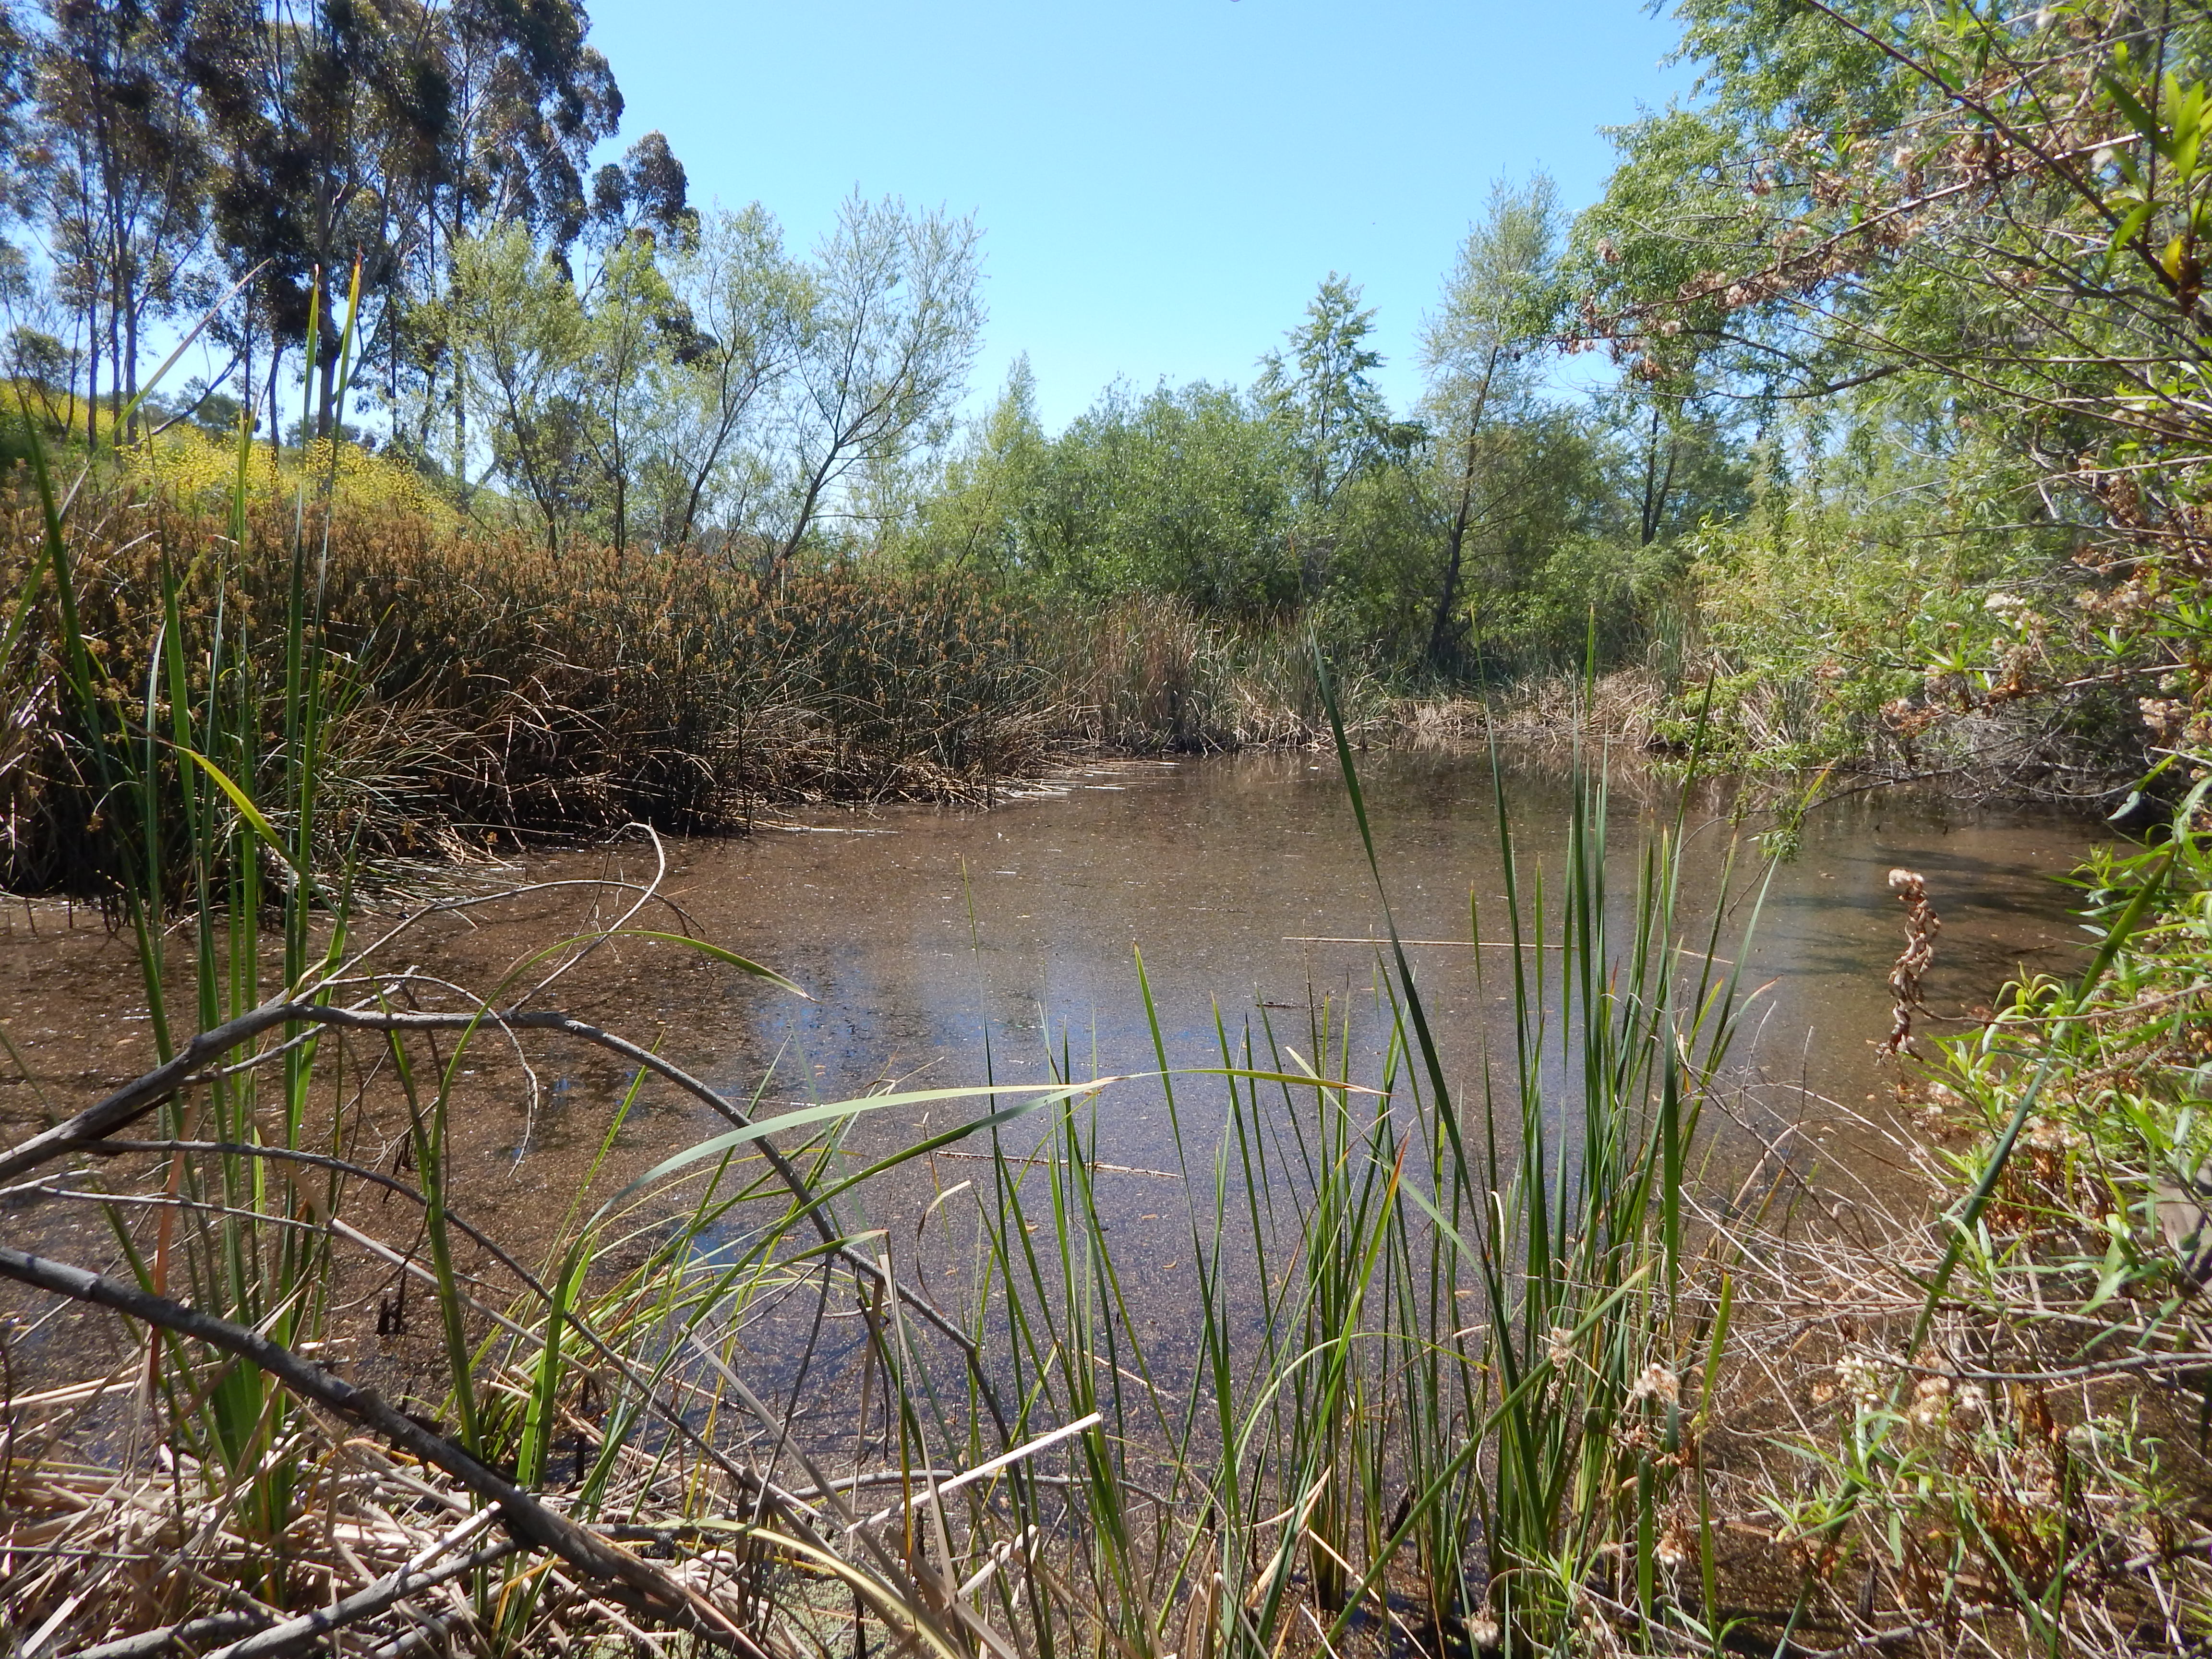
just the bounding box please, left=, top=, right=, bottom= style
left=0, top=747, right=2104, bottom=1307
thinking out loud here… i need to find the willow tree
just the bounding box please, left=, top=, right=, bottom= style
left=1419, top=174, right=1563, bottom=669
left=767, top=192, right=985, bottom=573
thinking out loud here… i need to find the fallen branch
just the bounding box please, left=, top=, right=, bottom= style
left=0, top=1245, right=748, bottom=1651
left=0, top=997, right=1014, bottom=1422
left=181, top=1538, right=515, bottom=1659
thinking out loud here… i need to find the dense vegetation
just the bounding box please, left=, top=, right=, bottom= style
left=7, top=1, right=2212, bottom=1658
left=0, top=0, right=1753, bottom=695
left=0, top=0, right=2206, bottom=791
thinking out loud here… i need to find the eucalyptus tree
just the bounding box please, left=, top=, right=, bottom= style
left=376, top=0, right=622, bottom=465
left=182, top=0, right=455, bottom=445
left=29, top=0, right=210, bottom=445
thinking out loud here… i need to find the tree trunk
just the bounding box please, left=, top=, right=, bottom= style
left=315, top=263, right=342, bottom=441
left=1427, top=346, right=1502, bottom=671
left=1427, top=506, right=1469, bottom=671
left=107, top=264, right=123, bottom=445
left=612, top=459, right=627, bottom=563
left=122, top=276, right=139, bottom=445
left=1638, top=402, right=1678, bottom=548
left=266, top=342, right=284, bottom=469
left=85, top=298, right=99, bottom=450
left=773, top=455, right=838, bottom=578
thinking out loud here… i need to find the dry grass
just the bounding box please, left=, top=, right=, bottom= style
left=1662, top=826, right=2212, bottom=1659
left=1, top=480, right=1453, bottom=899
left=0, top=480, right=1065, bottom=893
left=1039, top=592, right=1399, bottom=752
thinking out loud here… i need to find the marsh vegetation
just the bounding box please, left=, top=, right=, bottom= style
left=7, top=0, right=2212, bottom=1655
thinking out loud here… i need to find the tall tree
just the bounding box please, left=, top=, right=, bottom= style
left=900, top=352, right=1046, bottom=572
left=1015, top=379, right=1298, bottom=613
left=767, top=192, right=984, bottom=572
left=446, top=217, right=587, bottom=553
left=1419, top=174, right=1561, bottom=667
left=645, top=202, right=802, bottom=552
left=413, top=0, right=617, bottom=471
left=0, top=4, right=36, bottom=221
left=574, top=229, right=671, bottom=557
left=1257, top=273, right=1404, bottom=507
left=185, top=0, right=453, bottom=445
left=31, top=0, right=210, bottom=446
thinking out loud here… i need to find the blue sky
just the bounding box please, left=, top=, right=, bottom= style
left=593, top=1, right=1691, bottom=433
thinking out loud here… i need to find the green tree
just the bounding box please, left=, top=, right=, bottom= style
left=383, top=0, right=622, bottom=470
left=446, top=220, right=589, bottom=554
left=1257, top=273, right=1407, bottom=507
left=767, top=192, right=985, bottom=572
left=576, top=231, right=673, bottom=558
left=1573, top=1, right=2212, bottom=779
left=645, top=202, right=804, bottom=553
left=185, top=0, right=456, bottom=445
left=1419, top=174, right=1563, bottom=668
left=30, top=0, right=209, bottom=446
left=899, top=352, right=1046, bottom=573
left=1022, top=379, right=1297, bottom=614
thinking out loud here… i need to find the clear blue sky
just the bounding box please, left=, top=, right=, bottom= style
left=589, top=1, right=1691, bottom=433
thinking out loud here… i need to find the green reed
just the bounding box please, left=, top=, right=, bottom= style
left=5, top=316, right=1765, bottom=1657
left=4, top=267, right=364, bottom=1584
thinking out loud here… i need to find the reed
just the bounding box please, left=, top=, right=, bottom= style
left=3, top=483, right=1443, bottom=898
left=1, top=300, right=1768, bottom=1654
left=1032, top=591, right=1400, bottom=753
left=0, top=471, right=1073, bottom=893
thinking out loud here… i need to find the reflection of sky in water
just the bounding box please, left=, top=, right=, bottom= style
left=647, top=752, right=2094, bottom=1179
left=350, top=747, right=2104, bottom=1317
left=604, top=750, right=2102, bottom=1400
left=0, top=751, right=2102, bottom=1405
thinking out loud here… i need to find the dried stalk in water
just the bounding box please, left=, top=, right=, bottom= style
left=1880, top=866, right=1941, bottom=1058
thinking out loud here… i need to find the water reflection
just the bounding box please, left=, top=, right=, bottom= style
left=611, top=751, right=2094, bottom=1162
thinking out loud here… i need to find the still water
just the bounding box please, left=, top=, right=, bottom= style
left=597, top=750, right=2088, bottom=1108
left=0, top=746, right=2110, bottom=1392
left=0, top=747, right=2104, bottom=1269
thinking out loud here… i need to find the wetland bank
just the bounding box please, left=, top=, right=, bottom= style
left=0, top=742, right=2121, bottom=1658
left=10, top=0, right=2212, bottom=1654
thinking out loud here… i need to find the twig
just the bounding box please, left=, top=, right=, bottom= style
left=202, top=1537, right=521, bottom=1659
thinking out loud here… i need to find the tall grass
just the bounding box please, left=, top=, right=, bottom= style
left=1, top=484, right=1429, bottom=897
left=0, top=476, right=1067, bottom=893
left=1038, top=592, right=1395, bottom=752
left=0, top=299, right=1767, bottom=1654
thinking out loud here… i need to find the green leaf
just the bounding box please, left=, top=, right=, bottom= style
left=603, top=929, right=811, bottom=999
left=2110, top=202, right=2153, bottom=256
left=174, top=745, right=304, bottom=883
left=2104, top=72, right=2163, bottom=150
left=594, top=1077, right=1122, bottom=1220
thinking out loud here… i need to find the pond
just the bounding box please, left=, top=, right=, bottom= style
left=508, top=747, right=2097, bottom=1146
left=0, top=745, right=2107, bottom=1362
